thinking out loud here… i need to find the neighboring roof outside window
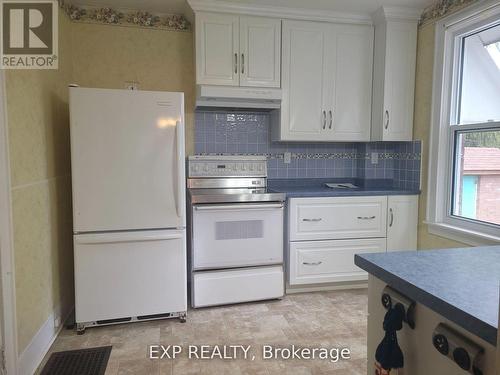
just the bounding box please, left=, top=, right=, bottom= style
left=463, top=147, right=500, bottom=174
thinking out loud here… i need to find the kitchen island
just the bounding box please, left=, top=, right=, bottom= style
left=355, top=246, right=500, bottom=374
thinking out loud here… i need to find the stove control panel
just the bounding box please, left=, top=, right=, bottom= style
left=188, top=156, right=267, bottom=178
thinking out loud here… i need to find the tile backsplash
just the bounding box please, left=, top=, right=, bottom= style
left=195, top=111, right=421, bottom=190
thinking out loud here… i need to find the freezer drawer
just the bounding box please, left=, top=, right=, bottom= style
left=192, top=203, right=284, bottom=269
left=74, top=230, right=187, bottom=323
left=289, top=238, right=387, bottom=285
left=192, top=266, right=284, bottom=308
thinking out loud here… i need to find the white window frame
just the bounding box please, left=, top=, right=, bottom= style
left=427, top=0, right=500, bottom=246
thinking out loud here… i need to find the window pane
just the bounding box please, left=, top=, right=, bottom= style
left=458, top=23, right=500, bottom=124
left=452, top=130, right=500, bottom=225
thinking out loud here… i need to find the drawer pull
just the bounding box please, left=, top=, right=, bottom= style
left=357, top=216, right=376, bottom=220
left=302, top=218, right=322, bottom=222
left=303, top=261, right=322, bottom=266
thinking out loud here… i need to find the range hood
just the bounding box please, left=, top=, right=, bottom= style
left=196, top=85, right=281, bottom=109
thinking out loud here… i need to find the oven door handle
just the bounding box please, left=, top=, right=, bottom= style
left=194, top=203, right=284, bottom=211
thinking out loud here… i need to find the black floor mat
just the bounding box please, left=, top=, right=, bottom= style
left=41, top=346, right=112, bottom=375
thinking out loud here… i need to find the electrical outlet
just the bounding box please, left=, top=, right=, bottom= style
left=54, top=316, right=61, bottom=329
left=371, top=152, right=379, bottom=165
left=284, top=152, right=291, bottom=164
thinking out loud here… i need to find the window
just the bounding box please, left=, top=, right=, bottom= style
left=428, top=1, right=500, bottom=245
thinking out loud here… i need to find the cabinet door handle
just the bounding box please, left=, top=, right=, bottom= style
left=241, top=53, right=244, bottom=74
left=329, top=110, right=333, bottom=129
left=384, top=110, right=390, bottom=130
left=357, top=216, right=376, bottom=220
left=389, top=208, right=394, bottom=227
left=322, top=110, right=326, bottom=129
left=303, top=261, right=322, bottom=266
left=302, top=218, right=322, bottom=222
left=234, top=53, right=238, bottom=74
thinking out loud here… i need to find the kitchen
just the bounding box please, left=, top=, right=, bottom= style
left=0, top=0, right=498, bottom=374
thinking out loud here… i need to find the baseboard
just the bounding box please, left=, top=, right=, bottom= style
left=286, top=282, right=368, bottom=294
left=17, top=306, right=73, bottom=375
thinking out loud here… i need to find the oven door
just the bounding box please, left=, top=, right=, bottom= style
left=192, top=203, right=283, bottom=270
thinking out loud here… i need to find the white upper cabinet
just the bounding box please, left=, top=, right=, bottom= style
left=387, top=195, right=418, bottom=252
left=240, top=16, right=281, bottom=88
left=196, top=13, right=239, bottom=86
left=195, top=12, right=281, bottom=88
left=325, top=24, right=373, bottom=141
left=371, top=9, right=418, bottom=141
left=275, top=20, right=373, bottom=142
left=279, top=20, right=329, bottom=140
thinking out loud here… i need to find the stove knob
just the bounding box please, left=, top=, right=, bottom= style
left=258, top=164, right=264, bottom=171
left=453, top=348, right=471, bottom=371
left=250, top=164, right=255, bottom=171
left=203, top=165, right=209, bottom=172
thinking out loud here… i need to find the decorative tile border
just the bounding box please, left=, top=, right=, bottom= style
left=195, top=111, right=421, bottom=184
left=419, top=0, right=478, bottom=26
left=196, top=152, right=421, bottom=161
left=58, top=1, right=190, bottom=31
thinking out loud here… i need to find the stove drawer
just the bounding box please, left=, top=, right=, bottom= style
left=192, top=266, right=284, bottom=307
left=192, top=203, right=284, bottom=269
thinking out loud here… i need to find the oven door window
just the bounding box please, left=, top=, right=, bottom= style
left=215, top=220, right=264, bottom=240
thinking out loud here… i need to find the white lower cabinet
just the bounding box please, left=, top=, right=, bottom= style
left=289, top=238, right=386, bottom=285
left=287, top=195, right=418, bottom=287
left=387, top=195, right=418, bottom=251
left=289, top=196, right=387, bottom=241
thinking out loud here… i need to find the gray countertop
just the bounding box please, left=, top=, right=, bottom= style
left=355, top=246, right=500, bottom=346
left=268, top=178, right=420, bottom=198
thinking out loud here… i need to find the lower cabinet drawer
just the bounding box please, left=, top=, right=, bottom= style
left=289, top=196, right=387, bottom=241
left=192, top=266, right=284, bottom=308
left=289, top=238, right=386, bottom=285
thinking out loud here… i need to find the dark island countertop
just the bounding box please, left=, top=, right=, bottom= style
left=268, top=178, right=420, bottom=198
left=355, top=246, right=500, bottom=346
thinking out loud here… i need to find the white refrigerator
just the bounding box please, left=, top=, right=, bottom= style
left=69, top=87, right=187, bottom=333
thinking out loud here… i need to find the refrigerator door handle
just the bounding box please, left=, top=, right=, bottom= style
left=75, top=231, right=183, bottom=244
left=174, top=120, right=186, bottom=222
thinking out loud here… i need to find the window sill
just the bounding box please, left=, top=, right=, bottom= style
left=425, top=221, right=500, bottom=246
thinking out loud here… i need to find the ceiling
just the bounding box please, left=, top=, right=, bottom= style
left=69, top=0, right=436, bottom=16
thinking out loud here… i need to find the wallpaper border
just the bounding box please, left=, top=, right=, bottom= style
left=58, top=1, right=190, bottom=31
left=419, top=0, right=478, bottom=26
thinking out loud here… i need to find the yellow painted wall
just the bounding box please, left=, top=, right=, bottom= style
left=6, top=14, right=195, bottom=354
left=413, top=22, right=467, bottom=249
left=70, top=22, right=196, bottom=154
left=6, top=12, right=74, bottom=352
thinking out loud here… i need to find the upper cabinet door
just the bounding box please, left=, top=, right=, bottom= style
left=196, top=13, right=239, bottom=86
left=383, top=22, right=417, bottom=141
left=239, top=16, right=281, bottom=88
left=326, top=24, right=373, bottom=141
left=279, top=20, right=330, bottom=141
left=372, top=18, right=417, bottom=141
